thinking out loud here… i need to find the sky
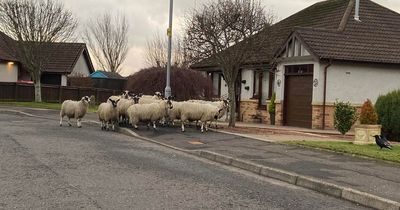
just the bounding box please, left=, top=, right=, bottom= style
left=62, top=0, right=400, bottom=76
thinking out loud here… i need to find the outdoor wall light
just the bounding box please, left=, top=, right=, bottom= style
left=313, top=79, right=318, bottom=87
left=7, top=62, right=14, bottom=65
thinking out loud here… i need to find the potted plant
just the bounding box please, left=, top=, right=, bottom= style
left=354, top=99, right=381, bottom=144
left=268, top=93, right=276, bottom=125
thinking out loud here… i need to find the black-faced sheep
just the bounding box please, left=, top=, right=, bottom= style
left=98, top=98, right=120, bottom=131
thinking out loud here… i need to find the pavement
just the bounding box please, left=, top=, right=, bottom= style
left=1, top=106, right=400, bottom=210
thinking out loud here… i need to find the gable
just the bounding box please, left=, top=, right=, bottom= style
left=70, top=52, right=91, bottom=77
left=90, top=71, right=107, bottom=78
left=277, top=34, right=313, bottom=59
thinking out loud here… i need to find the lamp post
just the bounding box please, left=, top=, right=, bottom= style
left=164, top=0, right=173, bottom=98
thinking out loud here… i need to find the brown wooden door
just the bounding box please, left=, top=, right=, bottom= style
left=284, top=65, right=313, bottom=128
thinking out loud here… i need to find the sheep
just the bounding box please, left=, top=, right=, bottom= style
left=184, top=99, right=229, bottom=128
left=98, top=98, right=120, bottom=131
left=167, top=101, right=184, bottom=125
left=109, top=90, right=130, bottom=101
left=138, top=91, right=163, bottom=103
left=127, top=98, right=173, bottom=130
left=179, top=102, right=223, bottom=133
left=59, top=96, right=91, bottom=128
left=116, top=95, right=140, bottom=125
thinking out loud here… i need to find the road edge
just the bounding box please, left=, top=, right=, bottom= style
left=2, top=108, right=399, bottom=210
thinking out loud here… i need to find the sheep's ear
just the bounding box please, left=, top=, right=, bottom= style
left=116, top=99, right=120, bottom=103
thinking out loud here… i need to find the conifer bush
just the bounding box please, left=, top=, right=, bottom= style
left=359, top=99, right=378, bottom=125
left=375, top=90, right=400, bottom=141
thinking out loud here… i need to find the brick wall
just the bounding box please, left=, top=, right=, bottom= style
left=240, top=99, right=269, bottom=124
left=312, top=104, right=362, bottom=130
left=275, top=102, right=283, bottom=126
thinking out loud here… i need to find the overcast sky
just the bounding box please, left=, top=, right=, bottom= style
left=62, top=0, right=400, bottom=76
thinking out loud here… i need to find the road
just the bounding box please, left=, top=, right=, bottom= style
left=0, top=111, right=368, bottom=209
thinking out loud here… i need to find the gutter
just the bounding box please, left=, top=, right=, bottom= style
left=322, top=60, right=332, bottom=130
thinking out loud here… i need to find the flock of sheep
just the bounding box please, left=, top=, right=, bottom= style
left=59, top=91, right=229, bottom=133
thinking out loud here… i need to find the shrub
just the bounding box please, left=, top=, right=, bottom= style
left=334, top=100, right=358, bottom=135
left=375, top=90, right=400, bottom=141
left=125, top=67, right=212, bottom=101
left=268, top=92, right=276, bottom=114
left=359, top=99, right=378, bottom=124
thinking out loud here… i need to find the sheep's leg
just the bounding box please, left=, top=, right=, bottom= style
left=201, top=122, right=204, bottom=133
left=77, top=118, right=81, bottom=128
left=112, top=121, right=115, bottom=131
left=68, top=118, right=72, bottom=127
left=101, top=121, right=104, bottom=130
left=59, top=115, right=63, bottom=126
left=181, top=121, right=185, bottom=132
left=153, top=121, right=157, bottom=130
left=205, top=122, right=209, bottom=132
left=76, top=118, right=82, bottom=128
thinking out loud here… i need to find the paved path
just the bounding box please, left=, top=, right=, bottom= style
left=132, top=125, right=400, bottom=204
left=0, top=109, right=368, bottom=209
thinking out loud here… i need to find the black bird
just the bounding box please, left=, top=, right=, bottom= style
left=373, top=135, right=392, bottom=150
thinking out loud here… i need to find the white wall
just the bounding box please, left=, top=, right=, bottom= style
left=323, top=63, right=400, bottom=104
left=0, top=62, right=18, bottom=82
left=71, top=53, right=91, bottom=76
left=240, top=69, right=254, bottom=100
left=220, top=77, right=228, bottom=98
left=61, top=75, right=67, bottom=86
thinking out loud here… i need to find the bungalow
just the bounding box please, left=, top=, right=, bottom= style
left=191, top=0, right=400, bottom=129
left=0, top=31, right=95, bottom=86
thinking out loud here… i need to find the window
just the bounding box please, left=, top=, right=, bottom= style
left=253, top=70, right=272, bottom=108
left=212, top=72, right=221, bottom=97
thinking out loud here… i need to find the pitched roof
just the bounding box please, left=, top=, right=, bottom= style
left=0, top=31, right=95, bottom=73
left=91, top=70, right=125, bottom=80
left=40, top=42, right=95, bottom=74
left=0, top=32, right=18, bottom=61
left=192, top=0, right=400, bottom=69
left=291, top=0, right=400, bottom=64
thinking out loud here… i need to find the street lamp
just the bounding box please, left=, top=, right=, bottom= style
left=164, top=0, right=173, bottom=98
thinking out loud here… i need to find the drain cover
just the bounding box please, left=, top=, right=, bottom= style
left=188, top=141, right=204, bottom=145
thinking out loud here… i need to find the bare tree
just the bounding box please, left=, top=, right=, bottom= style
left=184, top=0, right=274, bottom=127
left=0, top=0, right=77, bottom=102
left=144, top=31, right=190, bottom=68
left=84, top=13, right=129, bottom=74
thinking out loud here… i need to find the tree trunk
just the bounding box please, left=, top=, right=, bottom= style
left=34, top=77, right=42, bottom=102
left=228, top=82, right=236, bottom=127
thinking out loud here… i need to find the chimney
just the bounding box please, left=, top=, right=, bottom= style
left=354, top=0, right=360, bottom=21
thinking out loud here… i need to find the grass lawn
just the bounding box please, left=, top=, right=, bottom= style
left=284, top=141, right=400, bottom=164
left=0, top=101, right=98, bottom=113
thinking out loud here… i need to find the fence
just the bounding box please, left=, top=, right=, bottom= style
left=0, top=82, right=120, bottom=104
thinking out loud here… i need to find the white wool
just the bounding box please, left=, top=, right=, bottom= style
left=59, top=97, right=90, bottom=127
left=117, top=98, right=136, bottom=120
left=179, top=102, right=221, bottom=132
left=98, top=101, right=119, bottom=130
left=167, top=101, right=184, bottom=121
left=138, top=97, right=161, bottom=104
left=109, top=91, right=130, bottom=101
left=127, top=100, right=171, bottom=128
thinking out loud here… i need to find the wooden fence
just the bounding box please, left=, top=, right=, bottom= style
left=0, top=82, right=120, bottom=104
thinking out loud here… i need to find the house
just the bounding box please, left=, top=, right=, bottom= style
left=90, top=70, right=127, bottom=90
left=0, top=32, right=95, bottom=86
left=191, top=0, right=400, bottom=129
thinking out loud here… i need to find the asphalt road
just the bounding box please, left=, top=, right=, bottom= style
left=0, top=112, right=368, bottom=210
